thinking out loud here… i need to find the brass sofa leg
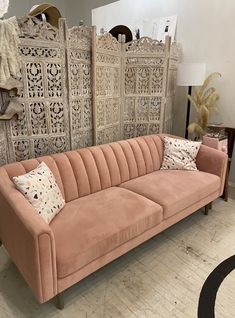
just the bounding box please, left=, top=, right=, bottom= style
left=204, top=204, right=210, bottom=215
left=56, top=292, right=64, bottom=310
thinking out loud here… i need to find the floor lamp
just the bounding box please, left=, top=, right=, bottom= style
left=177, top=63, right=206, bottom=139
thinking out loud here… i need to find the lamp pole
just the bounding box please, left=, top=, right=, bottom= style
left=185, top=85, right=192, bottom=139
left=176, top=63, right=206, bottom=140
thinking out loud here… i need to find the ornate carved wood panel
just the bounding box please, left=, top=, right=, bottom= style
left=164, top=42, right=180, bottom=133
left=122, top=36, right=171, bottom=139
left=5, top=17, right=70, bottom=162
left=92, top=30, right=122, bottom=145
left=0, top=18, right=179, bottom=165
left=66, top=24, right=93, bottom=149
left=0, top=92, right=9, bottom=165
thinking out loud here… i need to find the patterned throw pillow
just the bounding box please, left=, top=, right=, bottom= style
left=13, top=162, right=65, bottom=224
left=161, top=136, right=201, bottom=171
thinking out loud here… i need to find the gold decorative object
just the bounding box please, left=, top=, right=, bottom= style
left=28, top=3, right=62, bottom=28
left=187, top=72, right=221, bottom=139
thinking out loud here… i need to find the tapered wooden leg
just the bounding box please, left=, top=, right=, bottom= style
left=209, top=202, right=212, bottom=210
left=0, top=240, right=2, bottom=247
left=56, top=292, right=64, bottom=310
left=204, top=204, right=210, bottom=215
left=222, top=163, right=229, bottom=201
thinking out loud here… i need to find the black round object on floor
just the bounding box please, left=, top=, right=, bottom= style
left=198, top=255, right=235, bottom=318
left=109, top=25, right=133, bottom=43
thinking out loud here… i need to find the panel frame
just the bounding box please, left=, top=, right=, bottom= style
left=92, top=27, right=122, bottom=145
left=122, top=36, right=172, bottom=139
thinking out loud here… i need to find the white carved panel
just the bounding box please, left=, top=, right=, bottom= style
left=3, top=17, right=70, bottom=163
left=93, top=31, right=122, bottom=145
left=122, top=37, right=171, bottom=139
left=0, top=19, right=179, bottom=165
left=66, top=24, right=93, bottom=149
left=164, top=42, right=180, bottom=133
left=0, top=92, right=8, bottom=165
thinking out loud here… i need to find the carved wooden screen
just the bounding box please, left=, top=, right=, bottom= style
left=4, top=17, right=70, bottom=162
left=0, top=92, right=9, bottom=165
left=92, top=31, right=122, bottom=145
left=164, top=42, right=180, bottom=133
left=122, top=37, right=171, bottom=139
left=0, top=19, right=179, bottom=165
left=66, top=25, right=93, bottom=149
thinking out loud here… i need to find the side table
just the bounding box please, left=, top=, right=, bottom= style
left=222, top=127, right=235, bottom=201
left=204, top=126, right=235, bottom=201
left=202, top=135, right=228, bottom=201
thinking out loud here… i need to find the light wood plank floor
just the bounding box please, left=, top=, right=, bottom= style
left=0, top=189, right=235, bottom=318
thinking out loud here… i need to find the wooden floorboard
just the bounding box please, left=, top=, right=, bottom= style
left=0, top=190, right=235, bottom=317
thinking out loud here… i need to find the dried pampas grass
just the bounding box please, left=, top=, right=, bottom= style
left=187, top=72, right=221, bottom=140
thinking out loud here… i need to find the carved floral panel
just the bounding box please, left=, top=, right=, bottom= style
left=122, top=36, right=173, bottom=139
left=67, top=25, right=93, bottom=150
left=151, top=68, right=164, bottom=94
left=51, top=136, right=67, bottom=153
left=123, top=124, right=136, bottom=139
left=125, top=37, right=165, bottom=54
left=93, top=32, right=122, bottom=145
left=125, top=68, right=136, bottom=94
left=137, top=68, right=150, bottom=94
left=124, top=98, right=135, bottom=122
left=13, top=140, right=30, bottom=162
left=18, top=16, right=59, bottom=42
left=26, top=63, right=44, bottom=98
left=70, top=64, right=82, bottom=97
left=0, top=20, right=179, bottom=165
left=149, top=98, right=161, bottom=122
left=29, top=102, right=47, bottom=135
left=11, top=103, right=28, bottom=137
left=34, top=138, right=50, bottom=157
left=5, top=17, right=70, bottom=162
left=46, top=63, right=63, bottom=98
left=50, top=102, right=65, bottom=134
left=0, top=140, right=7, bottom=165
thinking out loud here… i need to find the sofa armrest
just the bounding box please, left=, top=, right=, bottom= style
left=0, top=169, right=57, bottom=303
left=196, top=144, right=228, bottom=195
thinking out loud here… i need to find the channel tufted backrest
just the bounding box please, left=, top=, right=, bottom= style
left=1, top=135, right=164, bottom=203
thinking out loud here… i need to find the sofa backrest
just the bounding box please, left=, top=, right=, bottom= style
left=0, top=135, right=164, bottom=202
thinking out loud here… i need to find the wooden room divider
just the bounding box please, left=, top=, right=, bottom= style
left=65, top=23, right=93, bottom=150
left=0, top=18, right=180, bottom=165
left=92, top=30, right=122, bottom=145
left=92, top=28, right=180, bottom=145
left=122, top=36, right=171, bottom=139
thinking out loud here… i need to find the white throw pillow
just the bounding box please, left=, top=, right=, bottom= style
left=161, top=136, right=201, bottom=171
left=13, top=162, right=65, bottom=224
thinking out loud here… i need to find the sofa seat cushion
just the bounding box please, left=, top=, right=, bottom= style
left=51, top=187, right=163, bottom=278
left=120, top=170, right=221, bottom=219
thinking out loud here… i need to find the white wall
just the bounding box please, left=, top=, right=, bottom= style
left=93, top=0, right=235, bottom=184
left=65, top=0, right=117, bottom=27
left=5, top=0, right=66, bottom=19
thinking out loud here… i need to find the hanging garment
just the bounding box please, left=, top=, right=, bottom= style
left=0, top=16, right=21, bottom=86
left=0, top=100, right=23, bottom=120
left=0, top=0, right=9, bottom=19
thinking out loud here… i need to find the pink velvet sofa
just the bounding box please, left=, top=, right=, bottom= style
left=0, top=134, right=227, bottom=309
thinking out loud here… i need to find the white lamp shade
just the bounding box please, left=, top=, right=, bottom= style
left=177, top=63, right=206, bottom=86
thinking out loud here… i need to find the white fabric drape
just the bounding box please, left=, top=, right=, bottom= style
left=0, top=0, right=9, bottom=18
left=0, top=16, right=21, bottom=86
